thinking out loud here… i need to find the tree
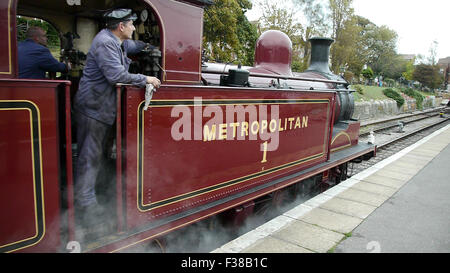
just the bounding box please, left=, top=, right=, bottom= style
left=235, top=0, right=259, bottom=66
left=292, top=0, right=329, bottom=70
left=203, top=0, right=257, bottom=65
left=328, top=0, right=354, bottom=73
left=258, top=1, right=300, bottom=35
left=257, top=1, right=305, bottom=71
left=427, top=40, right=438, bottom=65
left=402, top=60, right=415, bottom=81
left=362, top=67, right=374, bottom=81
left=331, top=15, right=363, bottom=76
left=413, top=64, right=444, bottom=90
left=328, top=0, right=354, bottom=38
left=381, top=54, right=409, bottom=80
left=364, top=25, right=398, bottom=76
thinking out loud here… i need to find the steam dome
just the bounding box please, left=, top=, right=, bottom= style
left=250, top=30, right=293, bottom=76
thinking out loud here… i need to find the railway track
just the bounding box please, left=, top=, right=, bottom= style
left=350, top=112, right=449, bottom=176
left=359, top=107, right=446, bottom=137
left=142, top=109, right=449, bottom=253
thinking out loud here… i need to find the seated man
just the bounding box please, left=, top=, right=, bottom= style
left=18, top=26, right=69, bottom=79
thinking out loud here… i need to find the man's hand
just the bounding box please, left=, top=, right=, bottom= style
left=146, top=76, right=161, bottom=88
left=144, top=43, right=156, bottom=51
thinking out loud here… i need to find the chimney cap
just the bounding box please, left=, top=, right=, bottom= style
left=309, top=37, right=334, bottom=42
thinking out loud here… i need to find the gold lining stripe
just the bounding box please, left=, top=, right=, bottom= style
left=136, top=98, right=331, bottom=212
left=330, top=131, right=352, bottom=153
left=0, top=100, right=46, bottom=252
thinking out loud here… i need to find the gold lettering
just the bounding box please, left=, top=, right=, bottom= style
left=269, top=119, right=277, bottom=133
left=260, top=120, right=268, bottom=134
left=202, top=114, right=309, bottom=142
left=302, top=116, right=308, bottom=128
left=229, top=122, right=240, bottom=138
left=295, top=117, right=301, bottom=129
left=203, top=125, right=216, bottom=141
left=288, top=117, right=295, bottom=130
left=261, top=141, right=268, bottom=163
left=251, top=121, right=259, bottom=135
left=219, top=123, right=227, bottom=140
left=278, top=119, right=284, bottom=132
left=241, top=122, right=249, bottom=137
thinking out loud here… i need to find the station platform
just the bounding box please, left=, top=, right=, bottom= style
left=212, top=124, right=450, bottom=253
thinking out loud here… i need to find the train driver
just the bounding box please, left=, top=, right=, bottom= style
left=73, top=8, right=161, bottom=231
left=18, top=26, right=70, bottom=79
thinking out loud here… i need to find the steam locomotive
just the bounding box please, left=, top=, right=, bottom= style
left=0, top=0, right=375, bottom=252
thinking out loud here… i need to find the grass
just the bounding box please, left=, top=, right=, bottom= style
left=352, top=85, right=388, bottom=102
left=351, top=85, right=435, bottom=102
left=327, top=232, right=353, bottom=253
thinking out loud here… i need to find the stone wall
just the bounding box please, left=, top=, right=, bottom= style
left=352, top=96, right=440, bottom=121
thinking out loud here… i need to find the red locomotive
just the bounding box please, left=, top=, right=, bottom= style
left=0, top=0, right=375, bottom=252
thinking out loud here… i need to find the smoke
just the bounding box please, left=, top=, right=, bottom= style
left=55, top=175, right=322, bottom=253
left=134, top=180, right=321, bottom=253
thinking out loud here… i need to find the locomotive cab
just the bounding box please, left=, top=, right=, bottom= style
left=14, top=0, right=166, bottom=90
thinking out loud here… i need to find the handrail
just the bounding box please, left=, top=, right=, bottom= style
left=202, top=70, right=348, bottom=85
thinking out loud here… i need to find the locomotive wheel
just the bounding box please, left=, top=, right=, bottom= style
left=253, top=189, right=287, bottom=220
left=146, top=238, right=166, bottom=253
left=272, top=190, right=287, bottom=208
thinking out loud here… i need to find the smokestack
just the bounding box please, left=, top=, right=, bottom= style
left=306, top=37, right=334, bottom=75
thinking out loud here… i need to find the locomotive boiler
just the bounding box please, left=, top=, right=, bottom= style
left=0, top=0, right=375, bottom=252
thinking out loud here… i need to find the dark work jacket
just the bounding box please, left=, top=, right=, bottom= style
left=18, top=39, right=67, bottom=79
left=74, top=29, right=147, bottom=125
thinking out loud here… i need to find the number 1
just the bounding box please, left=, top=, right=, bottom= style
left=261, top=141, right=268, bottom=163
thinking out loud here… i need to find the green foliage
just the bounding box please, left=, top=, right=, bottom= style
left=332, top=15, right=363, bottom=75
left=384, top=78, right=395, bottom=87
left=329, top=0, right=355, bottom=73
left=203, top=0, right=410, bottom=80
left=291, top=59, right=304, bottom=72
left=362, top=67, right=373, bottom=79
left=381, top=54, right=410, bottom=80
left=401, top=88, right=424, bottom=109
left=17, top=16, right=60, bottom=47
left=258, top=1, right=306, bottom=71
left=412, top=64, right=444, bottom=90
left=343, top=71, right=355, bottom=83
left=364, top=25, right=398, bottom=76
left=353, top=84, right=364, bottom=95
left=402, top=60, right=415, bottom=81
left=328, top=7, right=400, bottom=79
left=383, top=88, right=404, bottom=108
left=203, top=0, right=257, bottom=65
left=235, top=0, right=259, bottom=65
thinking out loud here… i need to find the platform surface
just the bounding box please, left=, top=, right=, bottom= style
left=212, top=124, right=450, bottom=253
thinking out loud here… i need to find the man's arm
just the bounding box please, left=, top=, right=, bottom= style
left=37, top=47, right=68, bottom=73
left=123, top=40, right=150, bottom=55
left=95, top=40, right=147, bottom=87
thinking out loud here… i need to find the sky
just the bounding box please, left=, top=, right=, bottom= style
left=246, top=0, right=450, bottom=61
